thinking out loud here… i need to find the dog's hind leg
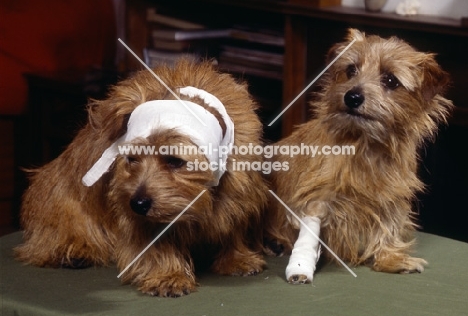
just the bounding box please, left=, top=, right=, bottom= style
left=15, top=215, right=114, bottom=269
left=15, top=191, right=115, bottom=269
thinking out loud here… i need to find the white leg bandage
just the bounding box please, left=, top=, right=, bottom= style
left=285, top=216, right=321, bottom=284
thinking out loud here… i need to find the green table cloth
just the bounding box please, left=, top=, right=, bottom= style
left=1, top=232, right=467, bottom=315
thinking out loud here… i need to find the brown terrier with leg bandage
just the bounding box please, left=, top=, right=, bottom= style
left=264, top=29, right=453, bottom=284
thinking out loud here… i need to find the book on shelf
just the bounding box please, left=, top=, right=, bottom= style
left=145, top=11, right=284, bottom=79
left=151, top=39, right=192, bottom=52
left=220, top=46, right=283, bottom=67
left=146, top=8, right=204, bottom=30
left=151, top=28, right=231, bottom=42
left=150, top=26, right=284, bottom=46
left=147, top=8, right=227, bottom=51
left=143, top=48, right=201, bottom=68
left=230, top=25, right=285, bottom=47
left=217, top=44, right=283, bottom=80
left=217, top=62, right=283, bottom=80
left=150, top=24, right=284, bottom=46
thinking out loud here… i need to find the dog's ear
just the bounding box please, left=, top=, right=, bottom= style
left=419, top=53, right=451, bottom=100
left=105, top=110, right=131, bottom=141
left=87, top=98, right=132, bottom=141
left=346, top=28, right=365, bottom=42
left=326, top=28, right=364, bottom=64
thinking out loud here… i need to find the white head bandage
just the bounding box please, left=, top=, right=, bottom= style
left=82, top=86, right=234, bottom=187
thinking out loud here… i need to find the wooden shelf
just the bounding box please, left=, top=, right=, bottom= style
left=288, top=6, right=467, bottom=35
left=199, top=1, right=468, bottom=36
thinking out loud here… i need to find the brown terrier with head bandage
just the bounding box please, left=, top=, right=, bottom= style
left=264, top=29, right=453, bottom=284
left=15, top=59, right=268, bottom=297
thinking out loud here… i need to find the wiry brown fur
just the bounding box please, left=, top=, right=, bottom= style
left=264, top=29, right=453, bottom=281
left=15, top=59, right=268, bottom=297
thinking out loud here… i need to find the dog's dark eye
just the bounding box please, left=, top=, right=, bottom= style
left=346, top=65, right=358, bottom=79
left=126, top=156, right=140, bottom=165
left=381, top=73, right=400, bottom=90
left=162, top=155, right=186, bottom=169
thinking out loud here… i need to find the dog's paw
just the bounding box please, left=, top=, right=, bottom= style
left=138, top=273, right=197, bottom=298
left=263, top=238, right=289, bottom=257
left=285, top=260, right=315, bottom=285
left=287, top=274, right=310, bottom=284
left=213, top=260, right=264, bottom=276
left=398, top=257, right=427, bottom=274
left=60, top=257, right=94, bottom=269
left=212, top=253, right=265, bottom=276
left=373, top=254, right=427, bottom=274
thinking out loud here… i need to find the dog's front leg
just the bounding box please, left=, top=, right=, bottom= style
left=211, top=233, right=265, bottom=277
left=116, top=238, right=196, bottom=297
left=285, top=216, right=321, bottom=284
left=263, top=197, right=296, bottom=257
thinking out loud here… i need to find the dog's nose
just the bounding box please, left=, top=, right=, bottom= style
left=130, top=196, right=153, bottom=216
left=344, top=89, right=365, bottom=109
